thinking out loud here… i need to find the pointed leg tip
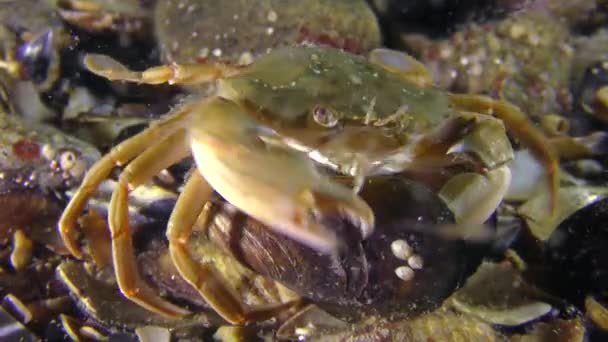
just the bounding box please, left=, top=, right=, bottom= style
left=147, top=302, right=191, bottom=319
left=58, top=225, right=84, bottom=259
left=64, top=240, right=84, bottom=259
left=341, top=196, right=375, bottom=239
left=166, top=306, right=191, bottom=318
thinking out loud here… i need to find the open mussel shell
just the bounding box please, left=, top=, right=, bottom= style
left=448, top=261, right=553, bottom=327
left=136, top=223, right=299, bottom=317
left=517, top=185, right=608, bottom=241
left=205, top=199, right=368, bottom=306
left=342, top=176, right=486, bottom=319
left=206, top=176, right=486, bottom=322
left=56, top=260, right=221, bottom=334
left=277, top=305, right=503, bottom=341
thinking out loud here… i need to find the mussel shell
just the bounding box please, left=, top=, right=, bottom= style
left=15, top=29, right=55, bottom=85
left=338, top=176, right=483, bottom=319
left=532, top=197, right=608, bottom=305
left=207, top=176, right=484, bottom=321
left=571, top=60, right=608, bottom=134
left=206, top=200, right=368, bottom=304
left=0, top=189, right=67, bottom=254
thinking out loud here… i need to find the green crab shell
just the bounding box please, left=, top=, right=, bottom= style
left=219, top=46, right=450, bottom=130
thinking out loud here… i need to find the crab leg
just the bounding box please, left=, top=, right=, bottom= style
left=167, top=170, right=298, bottom=324
left=108, top=129, right=191, bottom=318
left=58, top=103, right=191, bottom=258
left=84, top=54, right=239, bottom=85
left=0, top=59, right=20, bottom=78
left=0, top=26, right=21, bottom=77
left=449, top=94, right=559, bottom=213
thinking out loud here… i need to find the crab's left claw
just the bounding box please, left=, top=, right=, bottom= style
left=449, top=94, right=559, bottom=215
left=440, top=165, right=512, bottom=224
left=190, top=98, right=374, bottom=253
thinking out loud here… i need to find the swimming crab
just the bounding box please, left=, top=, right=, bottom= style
left=58, top=45, right=558, bottom=324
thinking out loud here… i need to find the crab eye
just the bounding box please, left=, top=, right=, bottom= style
left=312, top=105, right=339, bottom=127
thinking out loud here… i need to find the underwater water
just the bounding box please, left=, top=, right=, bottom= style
left=0, top=0, right=606, bottom=341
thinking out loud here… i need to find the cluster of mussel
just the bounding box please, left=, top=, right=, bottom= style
left=0, top=0, right=606, bottom=341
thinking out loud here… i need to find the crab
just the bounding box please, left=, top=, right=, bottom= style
left=58, top=45, right=558, bottom=324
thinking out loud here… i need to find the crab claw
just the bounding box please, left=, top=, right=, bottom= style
left=190, top=98, right=374, bottom=253
left=448, top=94, right=559, bottom=215
left=439, top=165, right=512, bottom=224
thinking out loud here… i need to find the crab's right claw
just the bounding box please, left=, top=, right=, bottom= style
left=190, top=98, right=374, bottom=254
left=196, top=139, right=375, bottom=254
left=449, top=94, right=559, bottom=215
left=296, top=180, right=376, bottom=249
left=439, top=165, right=512, bottom=224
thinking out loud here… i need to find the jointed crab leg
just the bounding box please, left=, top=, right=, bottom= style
left=58, top=103, right=192, bottom=258
left=84, top=54, right=239, bottom=85
left=0, top=26, right=21, bottom=78
left=167, top=170, right=298, bottom=324
left=108, top=129, right=191, bottom=318
left=449, top=94, right=559, bottom=213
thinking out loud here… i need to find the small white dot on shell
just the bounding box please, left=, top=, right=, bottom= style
left=395, top=266, right=415, bottom=281
left=69, top=160, right=87, bottom=179
left=41, top=144, right=55, bottom=160
left=390, top=239, right=413, bottom=260
left=238, top=52, right=254, bottom=65
left=59, top=151, right=76, bottom=171
left=408, top=255, right=424, bottom=270
left=267, top=10, right=278, bottom=22
left=198, top=47, right=209, bottom=58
